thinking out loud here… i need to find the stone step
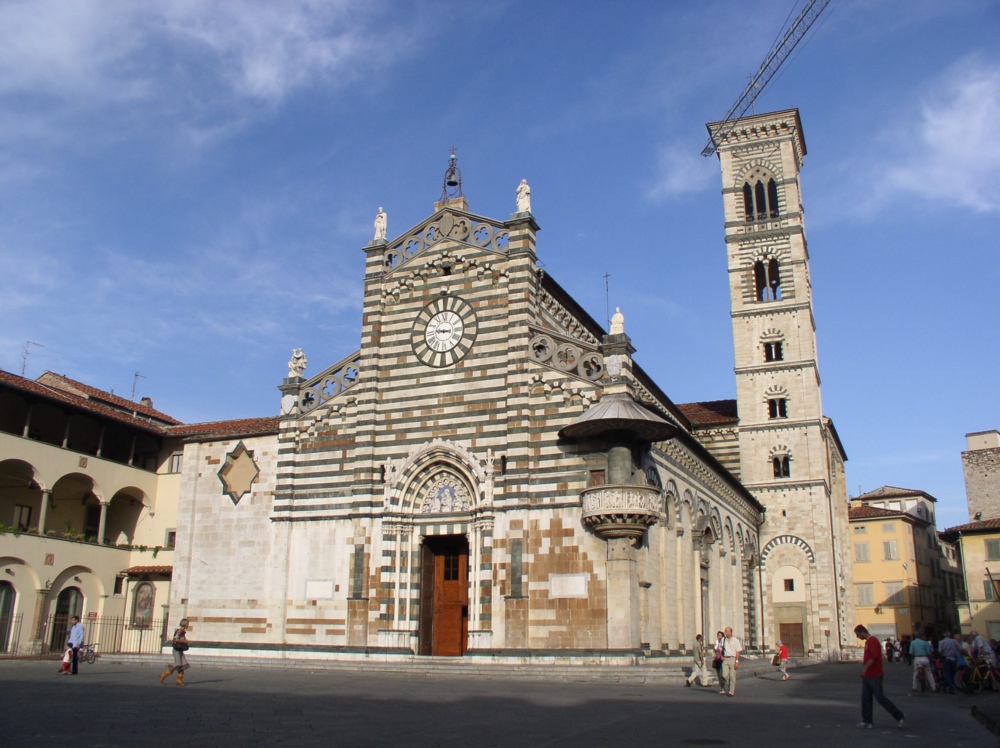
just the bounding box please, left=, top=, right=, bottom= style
left=107, top=652, right=819, bottom=682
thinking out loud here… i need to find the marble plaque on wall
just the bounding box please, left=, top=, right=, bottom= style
left=548, top=573, right=588, bottom=599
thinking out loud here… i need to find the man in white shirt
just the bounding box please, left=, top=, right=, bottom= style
left=721, top=626, right=742, bottom=696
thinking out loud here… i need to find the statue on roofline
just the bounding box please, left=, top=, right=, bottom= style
left=374, top=206, right=387, bottom=241
left=516, top=179, right=531, bottom=213
left=288, top=348, right=307, bottom=378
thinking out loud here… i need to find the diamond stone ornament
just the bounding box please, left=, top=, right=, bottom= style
left=217, top=442, right=260, bottom=505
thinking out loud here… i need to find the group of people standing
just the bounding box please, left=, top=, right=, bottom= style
left=684, top=627, right=745, bottom=696
left=933, top=629, right=996, bottom=694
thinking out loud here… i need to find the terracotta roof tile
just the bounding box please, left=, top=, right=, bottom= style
left=849, top=505, right=908, bottom=520
left=944, top=517, right=1000, bottom=534
left=168, top=416, right=281, bottom=440
left=121, top=565, right=173, bottom=575
left=855, top=485, right=938, bottom=503
left=36, top=371, right=180, bottom=425
left=677, top=399, right=739, bottom=426
left=0, top=370, right=171, bottom=435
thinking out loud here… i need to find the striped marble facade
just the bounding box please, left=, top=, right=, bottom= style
left=169, top=194, right=765, bottom=659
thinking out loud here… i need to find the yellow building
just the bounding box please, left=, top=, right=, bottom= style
left=0, top=369, right=277, bottom=656
left=942, top=518, right=1000, bottom=639
left=849, top=500, right=944, bottom=640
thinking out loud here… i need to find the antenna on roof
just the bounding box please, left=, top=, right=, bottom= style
left=131, top=371, right=146, bottom=401
left=21, top=341, right=43, bottom=377
left=603, top=272, right=611, bottom=330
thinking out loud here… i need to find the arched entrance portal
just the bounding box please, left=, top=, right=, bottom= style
left=0, top=581, right=15, bottom=653
left=49, top=586, right=83, bottom=652
left=418, top=535, right=469, bottom=656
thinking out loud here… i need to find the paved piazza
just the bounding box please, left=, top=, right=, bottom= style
left=1, top=660, right=994, bottom=747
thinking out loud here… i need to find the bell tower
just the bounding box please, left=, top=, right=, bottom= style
left=708, top=109, right=853, bottom=655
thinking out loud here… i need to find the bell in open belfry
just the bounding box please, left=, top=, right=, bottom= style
left=440, top=148, right=463, bottom=201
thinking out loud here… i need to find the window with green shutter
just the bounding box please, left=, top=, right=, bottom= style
left=986, top=539, right=1000, bottom=561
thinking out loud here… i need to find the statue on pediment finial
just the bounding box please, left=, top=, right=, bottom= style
left=374, top=206, right=387, bottom=241
left=516, top=179, right=531, bottom=213
left=288, top=348, right=307, bottom=378
left=610, top=307, right=625, bottom=335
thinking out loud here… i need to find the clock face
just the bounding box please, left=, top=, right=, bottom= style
left=425, top=311, right=464, bottom=352
left=411, top=296, right=478, bottom=367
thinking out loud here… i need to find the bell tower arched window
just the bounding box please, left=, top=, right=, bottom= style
left=767, top=179, right=779, bottom=217
left=753, top=258, right=782, bottom=301
left=742, top=176, right=781, bottom=221
left=772, top=455, right=791, bottom=479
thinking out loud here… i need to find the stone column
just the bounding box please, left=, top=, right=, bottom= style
left=97, top=501, right=110, bottom=544
left=391, top=527, right=403, bottom=629
left=675, top=526, right=685, bottom=651
left=692, top=534, right=703, bottom=639
left=606, top=537, right=639, bottom=649
left=469, top=524, right=480, bottom=631
left=37, top=490, right=51, bottom=535
left=28, top=587, right=49, bottom=655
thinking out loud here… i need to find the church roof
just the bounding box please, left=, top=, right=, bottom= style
left=855, top=485, right=937, bottom=503
left=677, top=399, right=739, bottom=426
left=168, top=417, right=281, bottom=442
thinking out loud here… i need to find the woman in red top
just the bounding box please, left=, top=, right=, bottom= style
left=777, top=640, right=790, bottom=681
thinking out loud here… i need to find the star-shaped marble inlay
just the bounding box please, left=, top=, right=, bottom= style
left=217, top=441, right=260, bottom=505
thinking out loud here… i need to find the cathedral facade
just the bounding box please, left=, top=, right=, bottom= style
left=168, top=108, right=852, bottom=660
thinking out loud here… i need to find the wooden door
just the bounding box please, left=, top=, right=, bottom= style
left=432, top=537, right=469, bottom=656
left=780, top=623, right=805, bottom=657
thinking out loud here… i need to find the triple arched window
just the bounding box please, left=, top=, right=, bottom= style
left=742, top=178, right=780, bottom=221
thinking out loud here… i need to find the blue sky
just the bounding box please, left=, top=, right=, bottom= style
left=1, top=1, right=997, bottom=527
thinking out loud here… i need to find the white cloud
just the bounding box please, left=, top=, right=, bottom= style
left=0, top=0, right=416, bottom=144
left=645, top=143, right=717, bottom=201
left=878, top=56, right=1000, bottom=213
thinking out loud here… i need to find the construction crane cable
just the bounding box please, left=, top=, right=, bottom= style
left=762, top=0, right=841, bottom=100
left=701, top=0, right=831, bottom=157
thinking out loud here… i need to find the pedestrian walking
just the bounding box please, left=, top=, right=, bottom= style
left=685, top=634, right=711, bottom=687
left=159, top=618, right=191, bottom=686
left=712, top=631, right=726, bottom=693
left=884, top=638, right=893, bottom=664
left=777, top=639, right=789, bottom=681
left=67, top=615, right=85, bottom=675
left=909, top=631, right=937, bottom=692
left=854, top=624, right=904, bottom=729
left=720, top=627, right=742, bottom=697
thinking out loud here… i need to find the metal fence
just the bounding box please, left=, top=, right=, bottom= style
left=4, top=615, right=168, bottom=659
left=0, top=614, right=23, bottom=659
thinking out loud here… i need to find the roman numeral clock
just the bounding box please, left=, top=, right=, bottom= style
left=411, top=296, right=479, bottom=368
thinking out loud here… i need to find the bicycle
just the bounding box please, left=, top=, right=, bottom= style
left=78, top=643, right=98, bottom=664
left=957, top=661, right=990, bottom=694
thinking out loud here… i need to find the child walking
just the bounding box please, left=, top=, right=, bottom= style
left=60, top=645, right=72, bottom=675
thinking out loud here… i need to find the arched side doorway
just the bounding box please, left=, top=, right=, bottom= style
left=49, top=587, right=83, bottom=653
left=0, top=582, right=15, bottom=653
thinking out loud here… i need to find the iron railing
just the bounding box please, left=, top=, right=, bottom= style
left=24, top=615, right=169, bottom=658
left=0, top=613, right=23, bottom=659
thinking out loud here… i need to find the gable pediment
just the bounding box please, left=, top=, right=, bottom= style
left=383, top=208, right=511, bottom=278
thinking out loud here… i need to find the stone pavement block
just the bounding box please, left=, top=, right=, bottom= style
left=0, top=660, right=995, bottom=747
